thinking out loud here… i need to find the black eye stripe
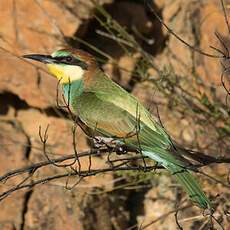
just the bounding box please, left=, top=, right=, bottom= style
left=55, top=56, right=73, bottom=62
left=65, top=56, right=73, bottom=62
left=54, top=56, right=88, bottom=70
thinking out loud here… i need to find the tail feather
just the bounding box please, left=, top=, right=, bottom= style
left=171, top=165, right=211, bottom=209
left=142, top=147, right=212, bottom=209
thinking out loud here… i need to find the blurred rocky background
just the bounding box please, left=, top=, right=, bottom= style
left=0, top=0, right=229, bottom=229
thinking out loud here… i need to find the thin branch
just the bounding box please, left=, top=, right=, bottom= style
left=141, top=205, right=192, bottom=229
left=0, top=165, right=156, bottom=201
left=220, top=0, right=230, bottom=37
left=145, top=0, right=223, bottom=59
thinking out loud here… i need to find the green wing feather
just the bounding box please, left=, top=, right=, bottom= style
left=71, top=71, right=212, bottom=209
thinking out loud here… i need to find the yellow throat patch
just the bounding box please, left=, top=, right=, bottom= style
left=47, top=63, right=84, bottom=84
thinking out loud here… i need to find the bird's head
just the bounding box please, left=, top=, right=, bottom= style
left=23, top=48, right=97, bottom=84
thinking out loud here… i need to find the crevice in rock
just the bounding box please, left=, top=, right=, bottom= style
left=80, top=191, right=113, bottom=230
left=20, top=189, right=33, bottom=230
left=67, top=0, right=167, bottom=64
left=24, top=136, right=31, bottom=159
left=80, top=188, right=130, bottom=230
left=19, top=125, right=32, bottom=160
left=125, top=1, right=169, bottom=92
left=41, top=107, right=69, bottom=119
left=1, top=120, right=33, bottom=230
left=125, top=188, right=149, bottom=229
left=110, top=176, right=150, bottom=229
left=127, top=56, right=149, bottom=92
left=0, top=91, right=70, bottom=120
left=65, top=1, right=168, bottom=94
left=0, top=91, right=29, bottom=116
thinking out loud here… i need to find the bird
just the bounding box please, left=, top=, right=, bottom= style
left=23, top=48, right=212, bottom=210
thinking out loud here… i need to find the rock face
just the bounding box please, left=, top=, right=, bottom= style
left=0, top=0, right=229, bottom=229
left=0, top=121, right=29, bottom=229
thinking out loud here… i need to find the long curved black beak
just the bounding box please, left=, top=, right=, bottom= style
left=22, top=54, right=55, bottom=64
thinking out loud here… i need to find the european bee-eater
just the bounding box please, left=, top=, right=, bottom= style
left=23, top=48, right=212, bottom=210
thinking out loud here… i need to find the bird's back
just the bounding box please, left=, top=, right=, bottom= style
left=74, top=70, right=172, bottom=149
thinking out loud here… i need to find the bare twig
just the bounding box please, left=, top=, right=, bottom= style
left=145, top=0, right=223, bottom=59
